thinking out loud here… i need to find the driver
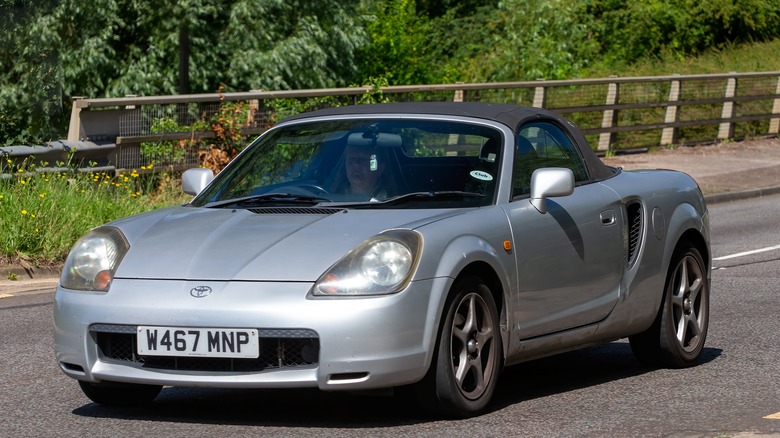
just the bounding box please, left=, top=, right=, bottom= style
left=344, top=145, right=387, bottom=198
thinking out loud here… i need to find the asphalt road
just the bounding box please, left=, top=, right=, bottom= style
left=1, top=194, right=779, bottom=437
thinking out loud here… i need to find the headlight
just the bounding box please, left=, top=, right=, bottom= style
left=60, top=227, right=129, bottom=292
left=312, top=230, right=422, bottom=296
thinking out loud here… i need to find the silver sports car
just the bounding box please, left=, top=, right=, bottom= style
left=54, top=102, right=710, bottom=417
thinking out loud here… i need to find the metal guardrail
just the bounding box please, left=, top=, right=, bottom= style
left=2, top=71, right=779, bottom=177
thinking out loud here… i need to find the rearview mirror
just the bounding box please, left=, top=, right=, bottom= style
left=529, top=168, right=574, bottom=214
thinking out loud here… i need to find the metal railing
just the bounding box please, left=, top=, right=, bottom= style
left=2, top=71, right=779, bottom=176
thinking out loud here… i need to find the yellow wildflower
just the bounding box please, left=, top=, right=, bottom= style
left=21, top=210, right=27, bottom=215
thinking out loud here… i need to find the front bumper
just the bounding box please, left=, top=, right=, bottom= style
left=54, top=277, right=449, bottom=390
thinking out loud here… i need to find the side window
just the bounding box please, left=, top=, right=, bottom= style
left=513, top=122, right=589, bottom=196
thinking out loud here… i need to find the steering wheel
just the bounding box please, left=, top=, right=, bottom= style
left=295, top=183, right=328, bottom=196
left=275, top=182, right=329, bottom=197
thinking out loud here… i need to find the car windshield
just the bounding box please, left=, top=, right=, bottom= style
left=191, top=118, right=503, bottom=209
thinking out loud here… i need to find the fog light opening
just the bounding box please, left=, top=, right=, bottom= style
left=60, top=362, right=86, bottom=374
left=327, top=372, right=370, bottom=384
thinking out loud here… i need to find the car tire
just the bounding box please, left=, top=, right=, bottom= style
left=78, top=380, right=162, bottom=407
left=416, top=276, right=502, bottom=417
left=630, top=243, right=709, bottom=368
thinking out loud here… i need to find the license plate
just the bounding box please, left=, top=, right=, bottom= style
left=137, top=326, right=259, bottom=358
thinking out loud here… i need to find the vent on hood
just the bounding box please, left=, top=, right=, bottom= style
left=248, top=207, right=345, bottom=215
left=626, top=201, right=643, bottom=268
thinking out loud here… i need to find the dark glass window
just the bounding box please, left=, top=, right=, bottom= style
left=513, top=122, right=589, bottom=196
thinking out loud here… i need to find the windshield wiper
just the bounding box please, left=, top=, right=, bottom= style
left=359, top=191, right=485, bottom=207
left=205, top=193, right=330, bottom=208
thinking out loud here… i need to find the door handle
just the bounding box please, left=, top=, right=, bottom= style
left=600, top=210, right=616, bottom=225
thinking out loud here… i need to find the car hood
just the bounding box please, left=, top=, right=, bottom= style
left=112, top=205, right=465, bottom=281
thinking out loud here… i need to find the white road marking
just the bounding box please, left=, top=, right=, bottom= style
left=764, top=411, right=780, bottom=420
left=713, top=244, right=780, bottom=261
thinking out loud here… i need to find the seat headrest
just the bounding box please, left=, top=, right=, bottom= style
left=480, top=138, right=499, bottom=163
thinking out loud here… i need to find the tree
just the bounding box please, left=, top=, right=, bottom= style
left=587, top=0, right=780, bottom=64
left=217, top=0, right=367, bottom=91
left=1, top=0, right=126, bottom=144
left=445, top=0, right=598, bottom=82
left=0, top=0, right=369, bottom=144
left=416, top=0, right=498, bottom=18
left=355, top=0, right=437, bottom=85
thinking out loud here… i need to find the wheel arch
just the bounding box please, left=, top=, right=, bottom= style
left=455, top=262, right=505, bottom=330
left=677, top=228, right=710, bottom=270
left=663, top=201, right=710, bottom=275
left=649, top=201, right=711, bottom=327
left=426, top=233, right=511, bottom=356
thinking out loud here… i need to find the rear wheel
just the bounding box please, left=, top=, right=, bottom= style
left=416, top=276, right=502, bottom=417
left=630, top=243, right=709, bottom=368
left=78, top=380, right=162, bottom=407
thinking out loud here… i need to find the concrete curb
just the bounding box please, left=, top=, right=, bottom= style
left=704, top=185, right=780, bottom=204
left=0, top=265, right=60, bottom=296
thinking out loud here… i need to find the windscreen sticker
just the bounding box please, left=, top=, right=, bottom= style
left=470, top=170, right=494, bottom=181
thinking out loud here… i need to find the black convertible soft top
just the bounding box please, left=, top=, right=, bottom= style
left=283, top=102, right=613, bottom=180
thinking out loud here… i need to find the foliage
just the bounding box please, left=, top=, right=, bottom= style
left=425, top=6, right=497, bottom=83
left=355, top=0, right=439, bottom=85
left=198, top=99, right=253, bottom=173
left=266, top=96, right=343, bottom=123
left=140, top=118, right=189, bottom=165
left=586, top=0, right=780, bottom=65
left=218, top=0, right=367, bottom=91
left=106, top=0, right=223, bottom=96
left=467, top=0, right=598, bottom=81
left=3, top=0, right=780, bottom=146
left=422, top=0, right=599, bottom=83
left=357, top=77, right=391, bottom=104
left=0, top=158, right=188, bottom=262
left=0, top=0, right=369, bottom=145
left=583, top=39, right=780, bottom=78
left=416, top=0, right=498, bottom=17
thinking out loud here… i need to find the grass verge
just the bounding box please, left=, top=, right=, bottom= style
left=0, top=159, right=190, bottom=267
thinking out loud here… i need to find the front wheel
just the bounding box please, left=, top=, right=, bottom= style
left=630, top=243, right=709, bottom=368
left=78, top=380, right=162, bottom=407
left=416, top=276, right=502, bottom=417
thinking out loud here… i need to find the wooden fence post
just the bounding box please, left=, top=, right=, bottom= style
left=770, top=74, right=780, bottom=135
left=453, top=82, right=464, bottom=103
left=661, top=74, right=681, bottom=146
left=533, top=79, right=546, bottom=108
left=597, top=77, right=619, bottom=152
left=67, top=97, right=85, bottom=142
left=718, top=73, right=737, bottom=140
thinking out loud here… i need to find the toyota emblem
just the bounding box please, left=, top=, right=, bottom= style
left=190, top=286, right=212, bottom=298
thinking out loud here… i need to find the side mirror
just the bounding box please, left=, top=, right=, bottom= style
left=529, top=168, right=574, bottom=214
left=182, top=168, right=214, bottom=196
